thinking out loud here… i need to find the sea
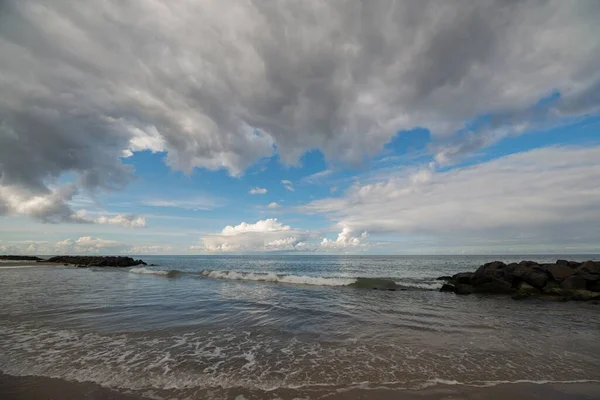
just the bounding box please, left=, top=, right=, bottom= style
left=1, top=254, right=600, bottom=400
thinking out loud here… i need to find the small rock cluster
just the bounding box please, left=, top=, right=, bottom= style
left=46, top=256, right=147, bottom=268
left=438, top=260, right=600, bottom=301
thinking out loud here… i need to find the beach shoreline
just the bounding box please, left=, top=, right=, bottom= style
left=2, top=372, right=599, bottom=400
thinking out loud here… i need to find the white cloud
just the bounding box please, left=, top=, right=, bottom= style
left=281, top=180, right=295, bottom=192
left=199, top=218, right=369, bottom=252
left=221, top=218, right=290, bottom=236
left=122, top=245, right=174, bottom=254
left=305, top=146, right=600, bottom=251
left=202, top=218, right=309, bottom=252
left=321, top=228, right=367, bottom=250
left=96, top=214, right=147, bottom=228
left=0, top=184, right=91, bottom=223
left=55, top=236, right=124, bottom=254
left=249, top=187, right=268, bottom=195
left=144, top=197, right=217, bottom=211
left=267, top=202, right=280, bottom=209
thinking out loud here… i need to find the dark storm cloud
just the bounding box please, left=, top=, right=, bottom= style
left=0, top=0, right=599, bottom=221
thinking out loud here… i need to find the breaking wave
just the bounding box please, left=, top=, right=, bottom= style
left=128, top=267, right=442, bottom=290
left=198, top=270, right=355, bottom=286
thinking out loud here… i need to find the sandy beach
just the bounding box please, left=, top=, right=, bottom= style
left=2, top=373, right=599, bottom=400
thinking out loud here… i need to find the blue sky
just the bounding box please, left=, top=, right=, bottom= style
left=1, top=1, right=599, bottom=255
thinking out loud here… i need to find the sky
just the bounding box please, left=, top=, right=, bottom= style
left=1, top=0, right=600, bottom=255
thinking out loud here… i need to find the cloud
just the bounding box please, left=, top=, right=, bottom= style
left=0, top=184, right=92, bottom=223
left=249, top=187, right=268, bottom=195
left=1, top=1, right=599, bottom=223
left=200, top=218, right=368, bottom=252
left=96, top=214, right=147, bottom=228
left=202, top=218, right=309, bottom=252
left=321, top=228, right=367, bottom=250
left=122, top=245, right=174, bottom=254
left=55, top=236, right=125, bottom=254
left=305, top=146, right=600, bottom=251
left=281, top=180, right=295, bottom=192
left=267, top=202, right=280, bottom=209
left=143, top=197, right=217, bottom=211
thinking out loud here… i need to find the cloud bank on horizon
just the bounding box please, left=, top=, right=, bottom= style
left=0, top=0, right=599, bottom=254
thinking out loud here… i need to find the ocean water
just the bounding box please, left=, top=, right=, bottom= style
left=1, top=255, right=600, bottom=399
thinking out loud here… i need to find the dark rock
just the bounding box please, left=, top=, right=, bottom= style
left=512, top=282, right=539, bottom=300
left=521, top=271, right=548, bottom=289
left=349, top=278, right=397, bottom=291
left=455, top=284, right=475, bottom=295
left=436, top=276, right=452, bottom=281
left=556, top=259, right=570, bottom=266
left=560, top=275, right=587, bottom=291
left=588, top=282, right=600, bottom=292
left=571, top=290, right=600, bottom=301
left=474, top=261, right=505, bottom=280
left=440, top=284, right=456, bottom=292
left=0, top=255, right=44, bottom=261
left=473, top=276, right=512, bottom=294
left=546, top=264, right=575, bottom=281
left=576, top=261, right=600, bottom=275
left=568, top=261, right=582, bottom=268
left=46, top=256, right=147, bottom=268
left=452, top=272, right=474, bottom=284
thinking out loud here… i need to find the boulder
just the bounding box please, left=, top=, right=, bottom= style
left=440, top=284, right=456, bottom=292
left=546, top=264, right=575, bottom=281
left=556, top=259, right=570, bottom=266
left=588, top=282, right=600, bottom=292
left=436, top=276, right=452, bottom=281
left=455, top=284, right=475, bottom=295
left=473, top=276, right=512, bottom=294
left=512, top=282, right=539, bottom=300
left=349, top=278, right=397, bottom=291
left=560, top=275, right=587, bottom=291
left=571, top=290, right=600, bottom=301
left=576, top=261, right=600, bottom=276
left=473, top=261, right=505, bottom=280
left=521, top=271, right=548, bottom=289
left=452, top=272, right=474, bottom=284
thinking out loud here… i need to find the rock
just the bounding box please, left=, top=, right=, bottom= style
left=473, top=276, right=512, bottom=294
left=0, top=255, right=44, bottom=261
left=587, top=281, right=600, bottom=292
left=440, top=284, right=456, bottom=292
left=436, top=276, right=452, bottom=281
left=46, top=256, right=147, bottom=268
left=512, top=282, right=539, bottom=300
left=544, top=287, right=568, bottom=297
left=571, top=290, right=600, bottom=301
left=560, top=275, right=587, bottom=290
left=546, top=264, right=575, bottom=281
left=542, top=279, right=560, bottom=293
left=521, top=271, right=548, bottom=289
left=576, top=261, right=600, bottom=275
left=474, top=261, right=505, bottom=280
left=452, top=272, right=474, bottom=284
left=556, top=259, right=570, bottom=266
left=349, top=278, right=397, bottom=291
left=455, top=284, right=475, bottom=295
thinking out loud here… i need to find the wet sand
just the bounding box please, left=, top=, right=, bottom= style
left=2, top=373, right=599, bottom=400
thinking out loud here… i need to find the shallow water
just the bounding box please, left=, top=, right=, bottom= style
left=1, top=255, right=599, bottom=399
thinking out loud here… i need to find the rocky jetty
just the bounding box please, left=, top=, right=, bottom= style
left=0, top=255, right=44, bottom=261
left=439, top=260, right=600, bottom=301
left=46, top=256, right=147, bottom=268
